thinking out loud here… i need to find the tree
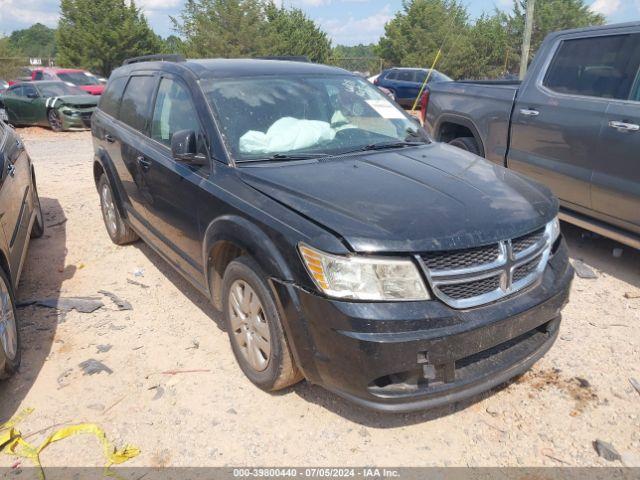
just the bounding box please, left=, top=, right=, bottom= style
left=507, top=0, right=605, bottom=59
left=263, top=3, right=331, bottom=63
left=57, top=0, right=161, bottom=76
left=172, top=0, right=331, bottom=62
left=8, top=23, right=57, bottom=58
left=161, top=35, right=185, bottom=54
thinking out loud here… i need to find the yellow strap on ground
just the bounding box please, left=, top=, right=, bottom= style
left=411, top=48, right=443, bottom=113
left=0, top=408, right=139, bottom=479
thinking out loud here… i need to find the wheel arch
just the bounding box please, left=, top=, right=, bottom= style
left=203, top=215, right=294, bottom=310
left=93, top=151, right=127, bottom=218
left=434, top=114, right=486, bottom=157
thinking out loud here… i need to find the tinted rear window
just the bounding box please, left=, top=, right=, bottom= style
left=99, top=77, right=127, bottom=117
left=544, top=34, right=640, bottom=100
left=118, top=76, right=156, bottom=132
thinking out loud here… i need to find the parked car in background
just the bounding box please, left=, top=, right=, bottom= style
left=92, top=55, right=572, bottom=412
left=374, top=67, right=451, bottom=107
left=31, top=68, right=105, bottom=96
left=0, top=81, right=98, bottom=131
left=424, top=22, right=640, bottom=249
left=0, top=119, right=44, bottom=377
left=0, top=80, right=9, bottom=94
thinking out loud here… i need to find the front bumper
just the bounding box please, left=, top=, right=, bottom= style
left=60, top=109, right=94, bottom=130
left=272, top=240, right=573, bottom=412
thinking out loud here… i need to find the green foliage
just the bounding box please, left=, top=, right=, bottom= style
left=161, top=35, right=185, bottom=54
left=8, top=23, right=57, bottom=58
left=57, top=0, right=161, bottom=76
left=172, top=0, right=331, bottom=62
left=377, top=0, right=606, bottom=79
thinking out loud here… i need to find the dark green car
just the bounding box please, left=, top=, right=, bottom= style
left=0, top=81, right=98, bottom=131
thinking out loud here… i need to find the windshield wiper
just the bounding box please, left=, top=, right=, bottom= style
left=361, top=140, right=426, bottom=151
left=237, top=152, right=331, bottom=163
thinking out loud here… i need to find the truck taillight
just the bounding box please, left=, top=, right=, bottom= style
left=420, top=90, right=430, bottom=124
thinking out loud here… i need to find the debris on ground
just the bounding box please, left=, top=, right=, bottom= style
left=98, top=290, right=133, bottom=311
left=127, top=278, right=149, bottom=289
left=624, top=291, right=640, bottom=299
left=57, top=368, right=73, bottom=388
left=571, top=260, right=598, bottom=279
left=186, top=339, right=200, bottom=350
left=161, top=369, right=211, bottom=376
left=79, top=359, right=113, bottom=376
left=133, top=268, right=144, bottom=277
left=149, top=385, right=165, bottom=401
left=630, top=378, right=640, bottom=396
left=593, top=439, right=621, bottom=462
left=17, top=297, right=104, bottom=313
left=96, top=344, right=112, bottom=353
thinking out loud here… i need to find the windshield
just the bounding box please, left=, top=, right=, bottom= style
left=202, top=74, right=429, bottom=162
left=58, top=71, right=100, bottom=86
left=37, top=82, right=89, bottom=97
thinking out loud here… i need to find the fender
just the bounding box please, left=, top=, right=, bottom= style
left=434, top=113, right=486, bottom=157
left=202, top=214, right=295, bottom=291
left=93, top=147, right=128, bottom=218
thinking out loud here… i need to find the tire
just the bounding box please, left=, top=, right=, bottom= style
left=97, top=174, right=138, bottom=245
left=30, top=180, right=44, bottom=239
left=0, top=267, right=20, bottom=379
left=222, top=256, right=303, bottom=391
left=47, top=109, right=63, bottom=132
left=448, top=136, right=480, bottom=155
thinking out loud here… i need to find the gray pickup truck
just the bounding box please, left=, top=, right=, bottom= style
left=424, top=22, right=640, bottom=249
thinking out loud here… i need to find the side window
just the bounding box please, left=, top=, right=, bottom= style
left=543, top=34, right=640, bottom=100
left=98, top=76, right=127, bottom=118
left=33, top=71, right=43, bottom=80
left=414, top=70, right=428, bottom=84
left=118, top=75, right=156, bottom=133
left=396, top=70, right=414, bottom=82
left=8, top=86, right=23, bottom=97
left=151, top=78, right=201, bottom=148
left=385, top=70, right=398, bottom=80
left=22, top=85, right=38, bottom=98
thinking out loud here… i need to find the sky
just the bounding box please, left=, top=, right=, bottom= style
left=0, top=0, right=639, bottom=46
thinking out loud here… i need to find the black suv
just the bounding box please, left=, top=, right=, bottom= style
left=92, top=56, right=573, bottom=412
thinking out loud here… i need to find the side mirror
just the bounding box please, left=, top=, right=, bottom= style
left=171, top=130, right=208, bottom=166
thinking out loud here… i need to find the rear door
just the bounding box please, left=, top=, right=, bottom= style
left=592, top=33, right=640, bottom=233
left=393, top=70, right=418, bottom=103
left=507, top=33, right=629, bottom=210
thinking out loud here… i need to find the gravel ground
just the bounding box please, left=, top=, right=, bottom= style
left=0, top=127, right=638, bottom=468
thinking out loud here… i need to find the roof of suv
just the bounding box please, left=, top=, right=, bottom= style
left=116, top=58, right=349, bottom=79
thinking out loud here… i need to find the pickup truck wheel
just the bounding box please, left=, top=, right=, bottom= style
left=449, top=136, right=480, bottom=155
left=222, top=256, right=303, bottom=391
left=97, top=174, right=138, bottom=245
left=0, top=267, right=20, bottom=379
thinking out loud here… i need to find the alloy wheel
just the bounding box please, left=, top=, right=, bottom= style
left=0, top=276, right=17, bottom=361
left=100, top=182, right=118, bottom=236
left=227, top=280, right=271, bottom=372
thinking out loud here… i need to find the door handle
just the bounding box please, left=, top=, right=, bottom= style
left=137, top=155, right=151, bottom=171
left=608, top=120, right=639, bottom=132
left=520, top=108, right=539, bottom=117
left=104, top=134, right=116, bottom=143
left=6, top=164, right=15, bottom=177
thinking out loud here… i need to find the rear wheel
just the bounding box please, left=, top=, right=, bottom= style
left=98, top=174, right=138, bottom=245
left=30, top=180, right=44, bottom=239
left=47, top=109, right=63, bottom=132
left=448, top=136, right=480, bottom=155
left=0, top=268, right=20, bottom=379
left=222, top=256, right=303, bottom=391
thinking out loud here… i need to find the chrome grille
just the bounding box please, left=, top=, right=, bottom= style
left=421, top=244, right=500, bottom=271
left=418, top=225, right=554, bottom=309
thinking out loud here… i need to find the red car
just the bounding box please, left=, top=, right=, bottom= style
left=31, top=68, right=104, bottom=95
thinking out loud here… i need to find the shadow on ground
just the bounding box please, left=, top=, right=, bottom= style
left=562, top=222, right=640, bottom=288
left=0, top=197, right=70, bottom=422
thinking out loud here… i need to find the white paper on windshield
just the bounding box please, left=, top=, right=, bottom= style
left=366, top=99, right=405, bottom=119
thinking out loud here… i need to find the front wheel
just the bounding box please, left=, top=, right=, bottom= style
left=222, top=256, right=303, bottom=391
left=0, top=268, right=20, bottom=379
left=448, top=136, right=480, bottom=155
left=47, top=109, right=63, bottom=132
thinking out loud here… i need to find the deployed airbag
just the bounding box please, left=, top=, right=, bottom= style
left=240, top=117, right=336, bottom=154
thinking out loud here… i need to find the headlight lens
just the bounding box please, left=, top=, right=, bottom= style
left=299, top=244, right=430, bottom=301
left=547, top=216, right=561, bottom=244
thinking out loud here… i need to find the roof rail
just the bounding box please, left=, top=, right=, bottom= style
left=255, top=56, right=310, bottom=63
left=123, top=54, right=185, bottom=66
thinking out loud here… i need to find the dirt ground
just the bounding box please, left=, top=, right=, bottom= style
left=0, top=127, right=638, bottom=469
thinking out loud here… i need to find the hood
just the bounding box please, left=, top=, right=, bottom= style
left=239, top=143, right=558, bottom=253
left=79, top=85, right=104, bottom=95
left=50, top=95, right=98, bottom=109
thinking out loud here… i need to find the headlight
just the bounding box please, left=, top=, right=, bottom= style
left=547, top=216, right=561, bottom=244
left=299, top=244, right=431, bottom=301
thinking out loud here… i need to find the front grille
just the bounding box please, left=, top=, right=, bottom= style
left=420, top=225, right=552, bottom=309
left=512, top=228, right=545, bottom=254
left=421, top=244, right=499, bottom=271
left=513, top=255, right=541, bottom=283
left=438, top=275, right=500, bottom=300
